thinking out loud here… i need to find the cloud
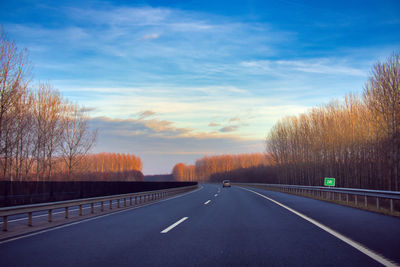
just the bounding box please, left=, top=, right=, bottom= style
left=208, top=122, right=220, bottom=127
left=241, top=58, right=367, bottom=76
left=229, top=116, right=240, bottom=122
left=138, top=110, right=156, bottom=119
left=142, top=33, right=160, bottom=40
left=89, top=116, right=264, bottom=174
left=219, top=125, right=239, bottom=132
left=90, top=116, right=194, bottom=138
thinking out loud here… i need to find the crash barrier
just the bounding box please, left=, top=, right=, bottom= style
left=0, top=184, right=198, bottom=231
left=0, top=181, right=197, bottom=207
left=235, top=183, right=400, bottom=216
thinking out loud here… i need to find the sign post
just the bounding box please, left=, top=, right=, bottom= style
left=324, top=177, right=335, bottom=187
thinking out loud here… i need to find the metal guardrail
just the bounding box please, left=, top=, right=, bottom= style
left=0, top=185, right=198, bottom=231
left=235, top=183, right=400, bottom=214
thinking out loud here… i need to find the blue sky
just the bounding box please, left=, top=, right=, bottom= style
left=1, top=0, right=399, bottom=174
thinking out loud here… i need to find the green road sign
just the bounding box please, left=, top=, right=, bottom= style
left=324, top=177, right=335, bottom=186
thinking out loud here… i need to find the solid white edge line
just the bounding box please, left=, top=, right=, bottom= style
left=0, top=185, right=203, bottom=245
left=161, top=217, right=188, bottom=234
left=239, top=186, right=399, bottom=267
left=204, top=200, right=211, bottom=205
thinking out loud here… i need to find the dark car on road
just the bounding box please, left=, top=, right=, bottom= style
left=222, top=180, right=231, bottom=187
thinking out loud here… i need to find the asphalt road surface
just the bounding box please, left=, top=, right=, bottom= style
left=1, top=184, right=399, bottom=267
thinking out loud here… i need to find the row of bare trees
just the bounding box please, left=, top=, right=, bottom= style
left=85, top=153, right=142, bottom=173
left=267, top=53, right=400, bottom=190
left=0, top=29, right=98, bottom=181
left=62, top=153, right=144, bottom=182
left=172, top=153, right=272, bottom=181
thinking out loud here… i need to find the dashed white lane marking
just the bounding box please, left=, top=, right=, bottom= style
left=214, top=194, right=218, bottom=197
left=161, top=217, right=188, bottom=234
left=240, top=187, right=399, bottom=267
left=204, top=200, right=211, bottom=205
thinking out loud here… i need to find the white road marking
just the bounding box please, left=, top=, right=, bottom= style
left=214, top=194, right=218, bottom=197
left=240, top=187, right=399, bottom=267
left=204, top=200, right=211, bottom=205
left=0, top=185, right=203, bottom=244
left=161, top=217, right=188, bottom=234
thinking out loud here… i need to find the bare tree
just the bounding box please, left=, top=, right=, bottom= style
left=0, top=27, right=30, bottom=179
left=364, top=52, right=400, bottom=190
left=60, top=103, right=97, bottom=177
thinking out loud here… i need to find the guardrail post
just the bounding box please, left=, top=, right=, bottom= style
left=65, top=207, right=69, bottom=218
left=91, top=203, right=94, bottom=214
left=101, top=201, right=104, bottom=212
left=346, top=194, right=349, bottom=204
left=130, top=197, right=132, bottom=206
left=135, top=196, right=137, bottom=204
left=117, top=199, right=120, bottom=208
left=355, top=195, right=358, bottom=206
left=390, top=199, right=394, bottom=212
left=364, top=195, right=368, bottom=207
left=109, top=200, right=112, bottom=209
left=2, top=216, right=7, bottom=231
left=79, top=205, right=83, bottom=216
left=28, top=212, right=33, bottom=226
left=376, top=197, right=379, bottom=209
left=48, top=209, right=52, bottom=222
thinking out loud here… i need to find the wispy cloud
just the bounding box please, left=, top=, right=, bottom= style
left=142, top=33, right=160, bottom=40
left=241, top=58, right=367, bottom=76
left=138, top=110, right=156, bottom=119
left=229, top=116, right=240, bottom=122
left=219, top=125, right=239, bottom=132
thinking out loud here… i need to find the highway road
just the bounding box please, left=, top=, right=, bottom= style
left=1, top=184, right=399, bottom=267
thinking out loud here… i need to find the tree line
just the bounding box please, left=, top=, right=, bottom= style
left=172, top=153, right=272, bottom=181
left=172, top=53, right=399, bottom=191
left=81, top=153, right=143, bottom=182
left=266, top=53, right=400, bottom=190
left=0, top=28, right=143, bottom=182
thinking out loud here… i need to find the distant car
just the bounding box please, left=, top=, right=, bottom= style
left=222, top=180, right=231, bottom=187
